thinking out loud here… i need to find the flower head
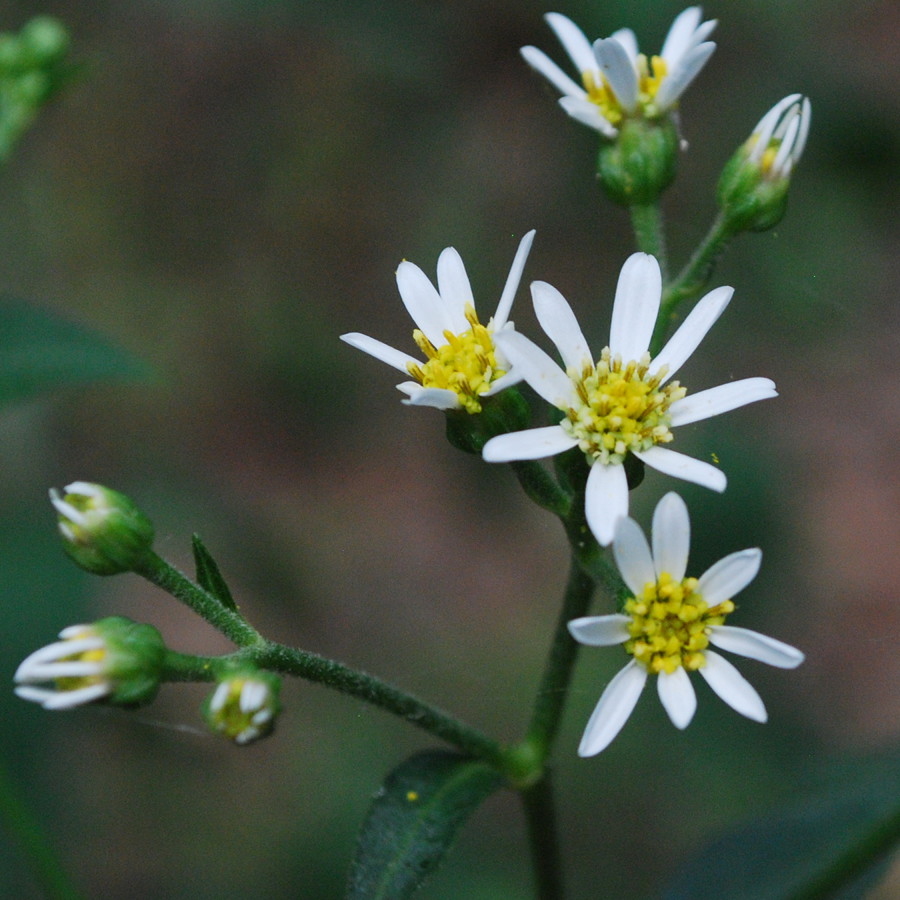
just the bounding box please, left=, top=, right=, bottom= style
left=718, top=94, right=812, bottom=232
left=568, top=493, right=804, bottom=755
left=14, top=617, right=166, bottom=710
left=50, top=481, right=155, bottom=575
left=341, top=231, right=535, bottom=415
left=482, top=253, right=777, bottom=544
left=521, top=7, right=716, bottom=137
left=204, top=671, right=281, bottom=745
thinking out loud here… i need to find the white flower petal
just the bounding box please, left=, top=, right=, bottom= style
left=530, top=281, right=593, bottom=372
left=481, top=369, right=524, bottom=396
left=657, top=666, right=697, bottom=729
left=558, top=96, right=619, bottom=137
left=593, top=38, right=638, bottom=113
left=612, top=514, right=655, bottom=595
left=709, top=625, right=805, bottom=669
left=699, top=651, right=767, bottom=722
left=395, top=260, right=454, bottom=348
left=610, top=27, right=638, bottom=62
left=661, top=7, right=708, bottom=63
left=568, top=614, right=631, bottom=647
left=608, top=253, right=661, bottom=362
left=578, top=659, right=647, bottom=756
left=650, top=285, right=733, bottom=383
left=436, top=247, right=474, bottom=333
left=493, top=230, right=536, bottom=330
left=669, top=378, right=777, bottom=427
left=399, top=385, right=460, bottom=411
left=651, top=492, right=690, bottom=582
left=545, top=12, right=598, bottom=77
left=697, top=548, right=762, bottom=607
left=633, top=446, right=727, bottom=492
left=520, top=46, right=588, bottom=100
left=655, top=41, right=716, bottom=110
left=340, top=333, right=419, bottom=375
left=494, top=330, right=579, bottom=409
left=482, top=425, right=577, bottom=463
left=585, top=461, right=630, bottom=547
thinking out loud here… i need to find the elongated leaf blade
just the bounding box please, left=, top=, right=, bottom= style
left=191, top=534, right=237, bottom=611
left=664, top=750, right=900, bottom=900
left=347, top=749, right=504, bottom=899
left=0, top=296, right=149, bottom=409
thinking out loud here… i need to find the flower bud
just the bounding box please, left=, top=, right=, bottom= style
left=50, top=482, right=155, bottom=575
left=717, top=94, right=811, bottom=233
left=14, top=616, right=167, bottom=709
left=596, top=117, right=679, bottom=206
left=203, top=671, right=281, bottom=745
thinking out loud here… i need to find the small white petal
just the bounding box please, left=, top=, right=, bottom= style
left=520, top=46, right=588, bottom=100
left=660, top=6, right=703, bottom=63
left=709, top=625, right=805, bottom=669
left=669, top=378, right=777, bottom=427
left=398, top=384, right=461, bottom=411
left=482, top=425, right=577, bottom=463
left=240, top=681, right=268, bottom=713
left=578, top=660, right=647, bottom=756
left=481, top=369, right=524, bottom=396
left=585, top=462, right=630, bottom=547
left=633, top=446, right=727, bottom=493
left=699, top=651, right=767, bottom=722
left=609, top=253, right=661, bottom=362
left=657, top=666, right=697, bottom=729
left=558, top=96, right=619, bottom=137
left=340, top=333, right=419, bottom=375
left=651, top=492, right=690, bottom=582
left=650, top=285, right=733, bottom=383
left=436, top=247, right=474, bottom=333
left=21, top=661, right=103, bottom=679
left=48, top=491, right=86, bottom=526
left=545, top=12, right=598, bottom=77
left=610, top=27, right=638, bottom=62
left=530, top=281, right=593, bottom=372
left=494, top=330, right=579, bottom=409
left=697, top=548, right=762, bottom=607
left=655, top=42, right=716, bottom=110
left=593, top=38, right=638, bottom=113
left=568, top=614, right=631, bottom=647
left=395, top=261, right=454, bottom=348
left=793, top=97, right=812, bottom=164
left=493, top=230, right=536, bottom=330
left=41, top=683, right=111, bottom=710
left=612, top=514, right=655, bottom=595
left=210, top=682, right=230, bottom=713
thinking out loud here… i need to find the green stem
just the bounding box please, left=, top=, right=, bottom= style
left=0, top=759, right=84, bottom=899
left=133, top=551, right=263, bottom=648
left=522, top=772, right=566, bottom=900
left=651, top=211, right=736, bottom=355
left=629, top=202, right=668, bottom=279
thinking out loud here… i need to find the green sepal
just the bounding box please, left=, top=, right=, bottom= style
left=96, top=616, right=166, bottom=707
left=663, top=750, right=900, bottom=900
left=191, top=534, right=238, bottom=612
left=597, top=116, right=679, bottom=206
left=346, top=749, right=504, bottom=899
left=444, top=386, right=530, bottom=455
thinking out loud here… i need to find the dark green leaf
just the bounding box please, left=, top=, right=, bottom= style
left=191, top=534, right=237, bottom=611
left=347, top=749, right=504, bottom=899
left=664, top=750, right=900, bottom=900
left=0, top=296, right=150, bottom=409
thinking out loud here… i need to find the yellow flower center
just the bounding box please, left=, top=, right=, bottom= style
left=406, top=305, right=505, bottom=415
left=56, top=628, right=106, bottom=692
left=561, top=349, right=685, bottom=465
left=582, top=53, right=669, bottom=123
left=624, top=572, right=735, bottom=674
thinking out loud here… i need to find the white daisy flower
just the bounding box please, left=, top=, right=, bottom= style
left=568, top=492, right=804, bottom=756
left=745, top=93, right=812, bottom=180
left=521, top=6, right=716, bottom=137
left=482, top=253, right=777, bottom=545
left=341, top=231, right=535, bottom=415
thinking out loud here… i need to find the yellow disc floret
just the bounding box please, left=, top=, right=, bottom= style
left=561, top=348, right=686, bottom=465
left=624, top=572, right=735, bottom=674
left=582, top=53, right=670, bottom=124
left=406, top=305, right=505, bottom=414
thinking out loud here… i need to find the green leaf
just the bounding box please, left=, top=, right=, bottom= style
left=347, top=749, right=504, bottom=899
left=664, top=750, right=900, bottom=900
left=0, top=296, right=150, bottom=410
left=191, top=534, right=237, bottom=612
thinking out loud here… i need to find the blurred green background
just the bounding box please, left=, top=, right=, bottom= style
left=1, top=0, right=898, bottom=897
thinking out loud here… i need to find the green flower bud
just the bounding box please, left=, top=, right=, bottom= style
left=596, top=117, right=679, bottom=206
left=717, top=94, right=811, bottom=233
left=50, top=481, right=155, bottom=575
left=203, top=671, right=281, bottom=745
left=18, top=17, right=70, bottom=67
left=14, top=616, right=167, bottom=709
